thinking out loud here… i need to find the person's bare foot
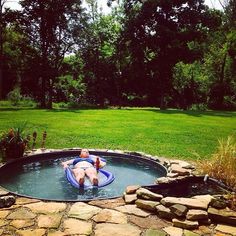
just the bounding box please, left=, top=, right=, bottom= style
left=79, top=178, right=84, bottom=186
left=93, top=178, right=98, bottom=186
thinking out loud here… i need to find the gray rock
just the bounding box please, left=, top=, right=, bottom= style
left=0, top=195, right=15, bottom=208
left=144, top=229, right=167, bottom=236
left=156, top=204, right=175, bottom=220
left=170, top=204, right=188, bottom=217
left=126, top=185, right=140, bottom=194
left=124, top=193, right=137, bottom=204
left=172, top=218, right=199, bottom=230
left=215, top=224, right=236, bottom=236
left=178, top=161, right=195, bottom=169
left=210, top=198, right=227, bottom=209
left=161, top=197, right=209, bottom=210
left=135, top=199, right=159, bottom=212
left=155, top=177, right=170, bottom=184
left=136, top=188, right=163, bottom=201
left=163, top=226, right=183, bottom=236
left=208, top=207, right=236, bottom=226
left=167, top=173, right=179, bottom=178
left=186, top=209, right=208, bottom=221
left=95, top=223, right=141, bottom=236
left=183, top=229, right=200, bottom=236
left=7, top=208, right=36, bottom=220
left=170, top=164, right=190, bottom=176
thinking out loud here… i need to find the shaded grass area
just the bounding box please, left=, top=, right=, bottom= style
left=0, top=107, right=235, bottom=160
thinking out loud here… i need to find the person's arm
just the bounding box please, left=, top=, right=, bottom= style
left=61, top=159, right=74, bottom=169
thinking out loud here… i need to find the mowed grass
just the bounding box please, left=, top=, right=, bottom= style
left=0, top=107, right=235, bottom=160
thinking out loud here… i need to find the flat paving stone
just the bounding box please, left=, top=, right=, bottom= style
left=10, top=219, right=35, bottom=229
left=15, top=197, right=40, bottom=205
left=115, top=204, right=151, bottom=217
left=144, top=229, right=167, bottom=236
left=37, top=213, right=63, bottom=228
left=128, top=215, right=170, bottom=230
left=183, top=229, right=200, bottom=236
left=0, top=210, right=10, bottom=218
left=215, top=224, right=236, bottom=235
left=193, top=225, right=214, bottom=235
left=94, top=223, right=141, bottom=236
left=0, top=219, right=8, bottom=227
left=163, top=226, right=183, bottom=236
left=93, top=208, right=127, bottom=223
left=89, top=197, right=125, bottom=209
left=7, top=207, right=36, bottom=220
left=16, top=229, right=46, bottom=236
left=25, top=202, right=67, bottom=214
left=68, top=202, right=101, bottom=220
left=47, top=230, right=66, bottom=236
left=63, top=218, right=92, bottom=235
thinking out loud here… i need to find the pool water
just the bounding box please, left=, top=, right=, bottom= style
left=0, top=155, right=166, bottom=201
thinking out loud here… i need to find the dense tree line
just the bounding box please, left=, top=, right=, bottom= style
left=0, top=0, right=235, bottom=109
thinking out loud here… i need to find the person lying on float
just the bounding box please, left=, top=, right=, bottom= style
left=61, top=148, right=106, bottom=186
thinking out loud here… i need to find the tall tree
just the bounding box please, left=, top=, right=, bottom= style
left=18, top=0, right=87, bottom=108
left=122, top=0, right=220, bottom=109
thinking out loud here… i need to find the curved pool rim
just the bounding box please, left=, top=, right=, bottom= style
left=0, top=150, right=168, bottom=202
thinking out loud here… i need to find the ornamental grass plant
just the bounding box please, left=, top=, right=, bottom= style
left=197, top=135, right=236, bottom=190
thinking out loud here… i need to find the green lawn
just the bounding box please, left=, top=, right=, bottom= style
left=0, top=107, right=235, bottom=160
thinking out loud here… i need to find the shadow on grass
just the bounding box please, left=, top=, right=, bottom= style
left=145, top=109, right=236, bottom=117
left=119, top=108, right=236, bottom=117
left=0, top=107, right=37, bottom=112
left=0, top=106, right=235, bottom=117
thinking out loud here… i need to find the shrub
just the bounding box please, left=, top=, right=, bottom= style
left=7, top=87, right=22, bottom=106
left=197, top=135, right=236, bottom=190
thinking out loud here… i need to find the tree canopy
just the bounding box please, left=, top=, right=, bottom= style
left=0, top=0, right=235, bottom=110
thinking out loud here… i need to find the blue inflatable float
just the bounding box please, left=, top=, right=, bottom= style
left=65, top=167, right=115, bottom=189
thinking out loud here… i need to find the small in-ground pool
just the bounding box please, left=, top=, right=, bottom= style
left=0, top=151, right=167, bottom=201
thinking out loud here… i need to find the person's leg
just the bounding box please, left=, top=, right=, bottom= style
left=73, top=168, right=85, bottom=185
left=85, top=167, right=98, bottom=185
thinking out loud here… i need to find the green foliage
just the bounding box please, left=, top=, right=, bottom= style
left=7, top=87, right=22, bottom=106
left=54, top=74, right=86, bottom=103
left=1, top=0, right=236, bottom=110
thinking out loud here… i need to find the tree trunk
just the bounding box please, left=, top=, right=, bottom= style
left=0, top=0, right=3, bottom=100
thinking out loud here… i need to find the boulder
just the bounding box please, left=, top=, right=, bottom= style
left=136, top=188, right=163, bottom=201
left=135, top=199, right=159, bottom=212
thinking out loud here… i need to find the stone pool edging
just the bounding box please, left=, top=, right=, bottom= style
left=0, top=148, right=236, bottom=235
